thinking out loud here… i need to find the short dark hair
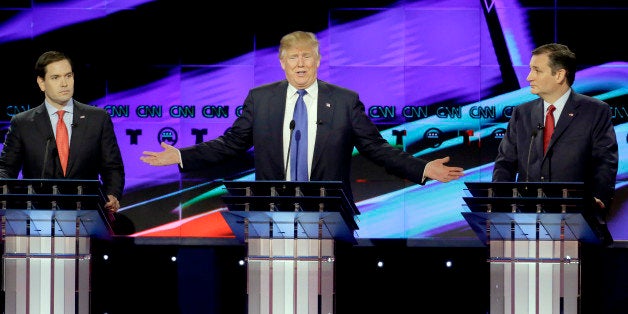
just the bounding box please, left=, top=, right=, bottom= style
left=532, top=43, right=576, bottom=86
left=34, top=51, right=73, bottom=79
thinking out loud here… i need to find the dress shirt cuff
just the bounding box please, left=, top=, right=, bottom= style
left=177, top=149, right=184, bottom=169
left=421, top=160, right=433, bottom=183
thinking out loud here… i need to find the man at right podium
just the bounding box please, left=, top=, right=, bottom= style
left=492, top=43, right=618, bottom=245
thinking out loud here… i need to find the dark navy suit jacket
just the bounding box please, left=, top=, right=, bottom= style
left=493, top=90, right=618, bottom=209
left=180, top=79, right=428, bottom=197
left=0, top=100, right=125, bottom=199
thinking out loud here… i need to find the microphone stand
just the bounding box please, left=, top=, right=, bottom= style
left=284, top=120, right=296, bottom=180
left=525, top=124, right=543, bottom=184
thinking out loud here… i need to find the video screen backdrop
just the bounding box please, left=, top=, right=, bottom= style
left=1, top=0, right=627, bottom=244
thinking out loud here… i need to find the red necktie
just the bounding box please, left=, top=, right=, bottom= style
left=56, top=110, right=69, bottom=175
left=543, top=105, right=556, bottom=154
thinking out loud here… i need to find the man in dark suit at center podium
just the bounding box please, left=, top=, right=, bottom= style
left=140, top=31, right=464, bottom=196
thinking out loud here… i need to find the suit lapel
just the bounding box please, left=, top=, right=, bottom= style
left=531, top=100, right=545, bottom=158
left=67, top=100, right=86, bottom=175
left=33, top=104, right=54, bottom=139
left=33, top=104, right=62, bottom=177
left=550, top=91, right=578, bottom=146
left=267, top=82, right=288, bottom=173
left=312, top=80, right=334, bottom=171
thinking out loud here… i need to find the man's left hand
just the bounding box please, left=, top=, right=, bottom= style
left=105, top=195, right=120, bottom=212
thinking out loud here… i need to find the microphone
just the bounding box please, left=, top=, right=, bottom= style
left=71, top=122, right=78, bottom=128
left=284, top=120, right=296, bottom=180
left=525, top=124, right=543, bottom=183
left=315, top=120, right=323, bottom=125
left=40, top=137, right=53, bottom=180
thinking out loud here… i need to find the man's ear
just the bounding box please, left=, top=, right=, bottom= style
left=36, top=77, right=45, bottom=92
left=555, top=68, right=567, bottom=83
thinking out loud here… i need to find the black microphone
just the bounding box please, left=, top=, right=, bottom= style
left=525, top=124, right=543, bottom=183
left=284, top=120, right=296, bottom=180
left=71, top=122, right=78, bottom=128
left=41, top=137, right=53, bottom=180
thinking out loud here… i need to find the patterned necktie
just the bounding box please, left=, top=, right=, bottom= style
left=543, top=105, right=556, bottom=154
left=56, top=110, right=69, bottom=175
left=290, top=89, right=308, bottom=181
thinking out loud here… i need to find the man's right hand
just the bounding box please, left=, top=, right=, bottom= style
left=140, top=142, right=181, bottom=166
left=423, top=156, right=464, bottom=183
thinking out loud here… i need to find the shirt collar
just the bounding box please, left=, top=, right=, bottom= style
left=45, top=99, right=75, bottom=116
left=288, top=82, right=318, bottom=99
left=544, top=88, right=570, bottom=112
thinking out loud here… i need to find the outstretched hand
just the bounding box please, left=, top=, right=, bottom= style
left=140, top=142, right=181, bottom=166
left=424, top=156, right=464, bottom=183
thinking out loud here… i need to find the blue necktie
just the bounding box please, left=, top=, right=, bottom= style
left=290, top=89, right=308, bottom=181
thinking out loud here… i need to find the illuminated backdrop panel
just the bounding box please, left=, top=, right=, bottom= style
left=1, top=0, right=627, bottom=244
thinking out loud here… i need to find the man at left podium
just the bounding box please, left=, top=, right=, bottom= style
left=0, top=50, right=125, bottom=213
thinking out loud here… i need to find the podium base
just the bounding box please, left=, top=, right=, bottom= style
left=489, top=239, right=580, bottom=314
left=3, top=236, right=91, bottom=314
left=247, top=238, right=335, bottom=314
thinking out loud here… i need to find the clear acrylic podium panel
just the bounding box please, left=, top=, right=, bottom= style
left=1, top=179, right=110, bottom=314
left=221, top=181, right=358, bottom=314
left=246, top=238, right=335, bottom=314
left=462, top=182, right=602, bottom=314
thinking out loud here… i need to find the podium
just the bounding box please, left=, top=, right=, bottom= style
left=0, top=179, right=111, bottom=314
left=461, top=182, right=608, bottom=314
left=220, top=180, right=359, bottom=314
